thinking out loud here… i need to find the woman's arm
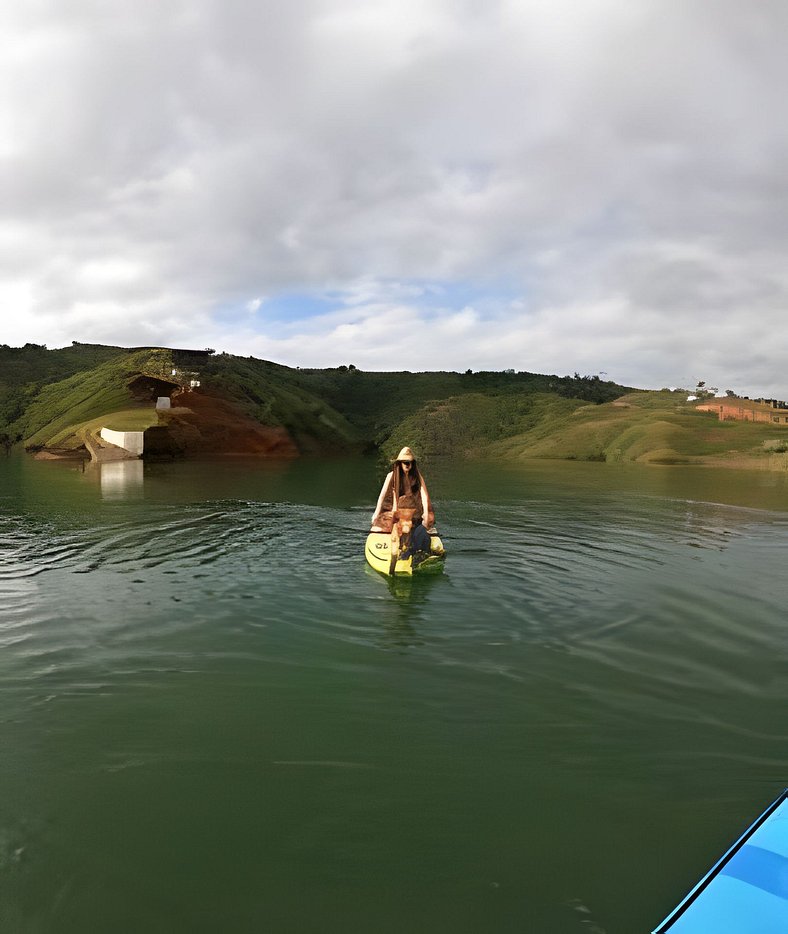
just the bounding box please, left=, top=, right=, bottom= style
left=371, top=471, right=393, bottom=524
left=420, top=481, right=434, bottom=529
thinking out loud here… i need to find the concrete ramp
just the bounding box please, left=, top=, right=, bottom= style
left=100, top=428, right=144, bottom=456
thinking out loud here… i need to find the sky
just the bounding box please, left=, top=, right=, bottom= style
left=1, top=0, right=787, bottom=396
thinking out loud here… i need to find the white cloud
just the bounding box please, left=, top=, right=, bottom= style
left=1, top=1, right=787, bottom=396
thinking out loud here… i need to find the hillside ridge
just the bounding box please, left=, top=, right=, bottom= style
left=2, top=343, right=787, bottom=469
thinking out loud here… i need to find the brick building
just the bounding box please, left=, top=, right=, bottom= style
left=696, top=397, right=788, bottom=425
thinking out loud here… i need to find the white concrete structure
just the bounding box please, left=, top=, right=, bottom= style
left=100, top=428, right=144, bottom=456
left=156, top=396, right=171, bottom=410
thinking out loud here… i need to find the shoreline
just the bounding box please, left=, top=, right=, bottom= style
left=25, top=445, right=788, bottom=473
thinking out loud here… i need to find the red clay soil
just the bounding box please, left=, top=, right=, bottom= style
left=159, top=390, right=299, bottom=457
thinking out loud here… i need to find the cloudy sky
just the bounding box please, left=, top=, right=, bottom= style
left=2, top=0, right=787, bottom=394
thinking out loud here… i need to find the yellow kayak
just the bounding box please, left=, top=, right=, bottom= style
left=365, top=530, right=446, bottom=576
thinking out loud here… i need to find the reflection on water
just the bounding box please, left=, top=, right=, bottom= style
left=98, top=460, right=144, bottom=499
left=1, top=454, right=788, bottom=933
left=363, top=566, right=450, bottom=648
left=364, top=563, right=446, bottom=603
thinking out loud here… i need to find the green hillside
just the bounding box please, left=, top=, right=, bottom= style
left=0, top=344, right=630, bottom=456
left=381, top=392, right=580, bottom=460
left=290, top=367, right=624, bottom=443
left=1, top=346, right=363, bottom=455
left=373, top=388, right=788, bottom=467
left=490, top=391, right=788, bottom=466
left=3, top=343, right=786, bottom=468
left=191, top=354, right=362, bottom=453
left=13, top=348, right=175, bottom=450
left=0, top=341, right=127, bottom=387
left=0, top=341, right=129, bottom=435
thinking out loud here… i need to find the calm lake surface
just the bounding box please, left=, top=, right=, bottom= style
left=1, top=453, right=787, bottom=933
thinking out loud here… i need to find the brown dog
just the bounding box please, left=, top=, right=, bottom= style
left=389, top=508, right=416, bottom=573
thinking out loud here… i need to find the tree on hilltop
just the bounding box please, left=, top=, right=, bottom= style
left=694, top=380, right=718, bottom=400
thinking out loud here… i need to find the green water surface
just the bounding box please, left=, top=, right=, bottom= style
left=1, top=454, right=787, bottom=932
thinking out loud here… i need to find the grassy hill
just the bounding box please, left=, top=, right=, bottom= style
left=368, top=387, right=788, bottom=467
left=0, top=344, right=630, bottom=457
left=12, top=348, right=175, bottom=450
left=187, top=354, right=362, bottom=454
left=3, top=343, right=786, bottom=467
left=0, top=341, right=127, bottom=387
left=1, top=345, right=363, bottom=456
left=489, top=391, right=788, bottom=467
left=380, top=392, right=580, bottom=460
left=290, top=367, right=625, bottom=443
left=0, top=341, right=129, bottom=433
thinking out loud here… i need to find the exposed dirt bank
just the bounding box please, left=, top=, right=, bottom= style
left=157, top=390, right=300, bottom=458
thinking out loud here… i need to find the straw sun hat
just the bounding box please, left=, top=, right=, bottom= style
left=394, top=446, right=415, bottom=462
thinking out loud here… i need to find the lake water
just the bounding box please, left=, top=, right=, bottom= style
left=1, top=453, right=787, bottom=933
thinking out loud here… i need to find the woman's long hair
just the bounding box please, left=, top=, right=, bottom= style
left=392, top=457, right=423, bottom=498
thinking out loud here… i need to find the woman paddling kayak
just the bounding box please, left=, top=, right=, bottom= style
left=371, top=446, right=434, bottom=557
left=366, top=446, right=445, bottom=576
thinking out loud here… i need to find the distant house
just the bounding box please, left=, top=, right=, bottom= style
left=696, top=397, right=788, bottom=425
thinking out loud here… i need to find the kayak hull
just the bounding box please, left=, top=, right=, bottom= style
left=365, top=530, right=446, bottom=576
left=653, top=788, right=788, bottom=933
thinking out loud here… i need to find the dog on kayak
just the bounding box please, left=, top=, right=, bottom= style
left=390, top=507, right=438, bottom=570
